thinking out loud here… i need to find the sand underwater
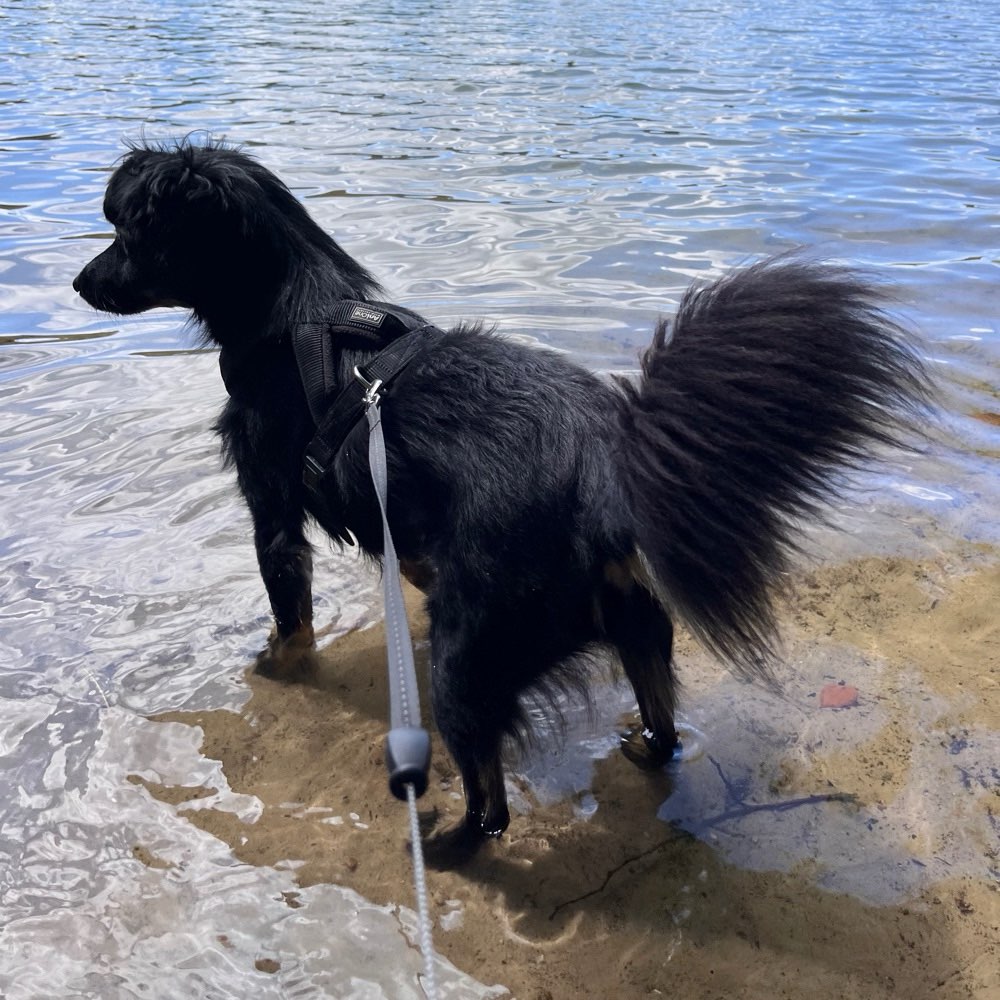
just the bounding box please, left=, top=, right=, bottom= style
left=127, top=538, right=1000, bottom=999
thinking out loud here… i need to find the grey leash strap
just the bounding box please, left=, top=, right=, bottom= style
left=364, top=395, right=432, bottom=794
left=364, top=389, right=438, bottom=1000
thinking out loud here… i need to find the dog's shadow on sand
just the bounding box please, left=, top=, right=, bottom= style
left=436, top=752, right=685, bottom=920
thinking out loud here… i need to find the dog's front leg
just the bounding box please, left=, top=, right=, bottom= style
left=241, top=487, right=317, bottom=679
left=222, top=397, right=318, bottom=680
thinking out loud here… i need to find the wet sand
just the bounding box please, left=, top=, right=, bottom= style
left=142, top=544, right=999, bottom=999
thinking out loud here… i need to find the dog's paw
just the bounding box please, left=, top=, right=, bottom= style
left=619, top=724, right=680, bottom=771
left=419, top=819, right=496, bottom=870
left=253, top=628, right=318, bottom=682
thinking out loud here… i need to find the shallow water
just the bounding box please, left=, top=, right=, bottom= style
left=1, top=0, right=999, bottom=996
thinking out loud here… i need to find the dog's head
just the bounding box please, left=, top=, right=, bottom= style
left=72, top=140, right=317, bottom=324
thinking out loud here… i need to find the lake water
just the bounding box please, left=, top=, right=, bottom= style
left=1, top=0, right=998, bottom=997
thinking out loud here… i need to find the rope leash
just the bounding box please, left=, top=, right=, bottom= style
left=363, top=380, right=439, bottom=1000
left=407, top=782, right=437, bottom=997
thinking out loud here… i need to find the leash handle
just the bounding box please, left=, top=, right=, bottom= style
left=386, top=727, right=431, bottom=800
left=365, top=399, right=432, bottom=801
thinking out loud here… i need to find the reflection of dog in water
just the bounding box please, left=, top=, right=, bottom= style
left=74, top=140, right=928, bottom=863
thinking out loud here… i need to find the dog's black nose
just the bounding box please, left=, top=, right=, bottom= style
left=72, top=273, right=82, bottom=292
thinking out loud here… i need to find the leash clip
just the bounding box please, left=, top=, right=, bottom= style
left=353, top=365, right=384, bottom=407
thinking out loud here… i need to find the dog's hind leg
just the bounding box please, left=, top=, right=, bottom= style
left=422, top=599, right=517, bottom=866
left=600, top=578, right=679, bottom=770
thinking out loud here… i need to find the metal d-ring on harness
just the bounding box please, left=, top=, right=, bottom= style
left=294, top=303, right=442, bottom=999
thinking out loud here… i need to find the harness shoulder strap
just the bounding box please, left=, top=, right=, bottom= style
left=302, top=323, right=441, bottom=502
left=292, top=300, right=424, bottom=425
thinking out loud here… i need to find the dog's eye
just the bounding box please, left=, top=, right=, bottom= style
left=115, top=230, right=131, bottom=258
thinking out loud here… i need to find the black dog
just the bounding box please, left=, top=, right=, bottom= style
left=74, top=139, right=927, bottom=861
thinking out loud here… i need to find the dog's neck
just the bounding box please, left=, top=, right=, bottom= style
left=197, top=240, right=383, bottom=352
left=217, top=336, right=286, bottom=403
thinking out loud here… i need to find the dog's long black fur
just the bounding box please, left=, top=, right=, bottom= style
left=74, top=139, right=929, bottom=862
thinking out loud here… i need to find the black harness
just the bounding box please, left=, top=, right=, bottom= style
left=291, top=300, right=444, bottom=518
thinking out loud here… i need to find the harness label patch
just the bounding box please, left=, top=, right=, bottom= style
left=350, top=305, right=386, bottom=327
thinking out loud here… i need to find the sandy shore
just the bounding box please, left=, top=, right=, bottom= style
left=141, top=543, right=1000, bottom=999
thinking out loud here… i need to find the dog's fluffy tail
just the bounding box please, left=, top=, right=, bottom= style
left=617, top=254, right=930, bottom=679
